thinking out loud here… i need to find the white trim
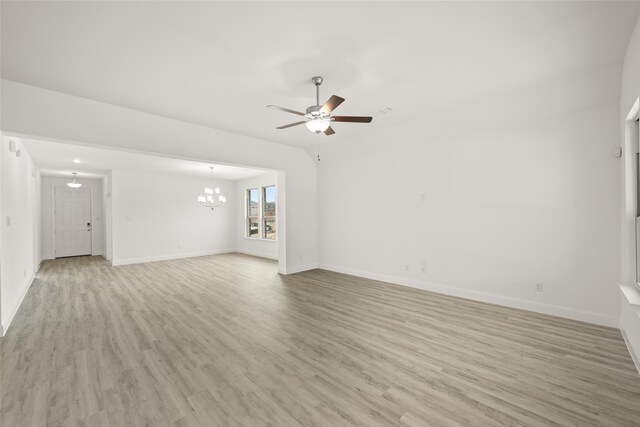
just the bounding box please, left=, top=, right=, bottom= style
left=243, top=237, right=278, bottom=242
left=620, top=283, right=640, bottom=305
left=279, top=263, right=318, bottom=275
left=112, top=248, right=236, bottom=266
left=235, top=249, right=278, bottom=261
left=625, top=96, right=640, bottom=121
left=621, top=327, right=640, bottom=376
left=318, top=264, right=619, bottom=328
left=1, top=272, right=36, bottom=337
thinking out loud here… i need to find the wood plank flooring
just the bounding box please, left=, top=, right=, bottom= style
left=1, top=254, right=639, bottom=426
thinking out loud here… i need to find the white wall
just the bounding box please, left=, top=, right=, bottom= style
left=619, top=16, right=640, bottom=372
left=0, top=80, right=317, bottom=274
left=0, top=136, right=40, bottom=335
left=111, top=169, right=235, bottom=265
left=235, top=172, right=279, bottom=260
left=40, top=176, right=104, bottom=259
left=318, top=65, right=622, bottom=327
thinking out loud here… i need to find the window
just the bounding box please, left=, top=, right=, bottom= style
left=247, top=188, right=260, bottom=238
left=263, top=185, right=276, bottom=240
left=246, top=185, right=277, bottom=240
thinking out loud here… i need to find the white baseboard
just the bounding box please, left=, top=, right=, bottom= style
left=1, top=272, right=36, bottom=337
left=318, top=264, right=619, bottom=328
left=44, top=253, right=104, bottom=260
left=235, top=249, right=278, bottom=261
left=621, top=327, right=640, bottom=375
left=112, top=249, right=236, bottom=266
left=279, top=263, right=318, bottom=275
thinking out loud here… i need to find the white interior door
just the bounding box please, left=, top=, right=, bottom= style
left=54, top=186, right=92, bottom=257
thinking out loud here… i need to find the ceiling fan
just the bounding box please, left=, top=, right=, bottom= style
left=267, top=76, right=372, bottom=136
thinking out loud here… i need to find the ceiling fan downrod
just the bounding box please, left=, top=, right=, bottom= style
left=312, top=76, right=323, bottom=106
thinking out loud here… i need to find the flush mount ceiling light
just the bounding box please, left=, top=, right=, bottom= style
left=67, top=172, right=82, bottom=188
left=268, top=76, right=373, bottom=136
left=73, top=159, right=81, bottom=164
left=198, top=167, right=226, bottom=210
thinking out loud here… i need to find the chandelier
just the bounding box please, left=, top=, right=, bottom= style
left=198, top=166, right=226, bottom=210
left=67, top=172, right=82, bottom=188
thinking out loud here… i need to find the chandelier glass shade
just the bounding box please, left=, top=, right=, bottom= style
left=198, top=167, right=226, bottom=210
left=67, top=172, right=82, bottom=188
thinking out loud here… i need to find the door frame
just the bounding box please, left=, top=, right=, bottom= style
left=52, top=185, right=94, bottom=258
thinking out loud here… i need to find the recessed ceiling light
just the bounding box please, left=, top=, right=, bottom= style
left=73, top=159, right=81, bottom=163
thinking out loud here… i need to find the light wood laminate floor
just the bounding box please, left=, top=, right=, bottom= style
left=1, top=254, right=639, bottom=426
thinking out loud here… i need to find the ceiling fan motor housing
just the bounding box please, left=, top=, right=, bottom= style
left=305, top=105, right=326, bottom=117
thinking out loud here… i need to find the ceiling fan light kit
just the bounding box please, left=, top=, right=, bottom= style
left=268, top=76, right=373, bottom=136
left=305, top=117, right=331, bottom=133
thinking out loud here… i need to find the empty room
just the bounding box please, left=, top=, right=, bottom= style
left=1, top=1, right=640, bottom=426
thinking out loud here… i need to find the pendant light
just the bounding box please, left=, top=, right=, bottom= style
left=67, top=172, right=82, bottom=188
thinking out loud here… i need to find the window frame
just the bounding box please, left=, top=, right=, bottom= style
left=245, top=185, right=277, bottom=241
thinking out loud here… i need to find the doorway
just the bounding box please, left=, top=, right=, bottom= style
left=54, top=186, right=92, bottom=257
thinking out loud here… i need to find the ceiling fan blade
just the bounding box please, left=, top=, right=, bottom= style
left=331, top=116, right=373, bottom=123
left=276, top=121, right=307, bottom=129
left=324, top=126, right=336, bottom=136
left=267, top=105, right=306, bottom=116
left=320, top=95, right=345, bottom=115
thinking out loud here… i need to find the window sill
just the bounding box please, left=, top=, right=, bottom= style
left=620, top=283, right=640, bottom=306
left=243, top=237, right=278, bottom=242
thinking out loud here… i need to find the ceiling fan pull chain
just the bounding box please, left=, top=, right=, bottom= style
left=317, top=141, right=321, bottom=162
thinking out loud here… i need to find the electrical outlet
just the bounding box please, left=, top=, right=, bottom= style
left=420, top=259, right=427, bottom=274
left=419, top=193, right=426, bottom=202
left=404, top=264, right=410, bottom=272
left=535, top=283, right=544, bottom=292
left=177, top=245, right=181, bottom=250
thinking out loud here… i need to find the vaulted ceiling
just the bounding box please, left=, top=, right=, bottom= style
left=2, top=1, right=640, bottom=150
